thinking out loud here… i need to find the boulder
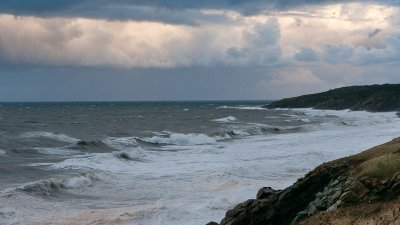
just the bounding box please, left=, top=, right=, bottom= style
left=256, top=187, right=278, bottom=199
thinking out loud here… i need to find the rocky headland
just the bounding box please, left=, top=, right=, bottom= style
left=208, top=137, right=400, bottom=225
left=266, top=84, right=400, bottom=112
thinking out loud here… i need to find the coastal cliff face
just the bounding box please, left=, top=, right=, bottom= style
left=266, top=84, right=400, bottom=112
left=210, top=138, right=400, bottom=225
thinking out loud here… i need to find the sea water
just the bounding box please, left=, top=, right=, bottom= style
left=0, top=101, right=399, bottom=225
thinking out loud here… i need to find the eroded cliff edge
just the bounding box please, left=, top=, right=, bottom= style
left=209, top=137, right=400, bottom=225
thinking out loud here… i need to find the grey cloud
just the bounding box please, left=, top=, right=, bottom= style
left=0, top=0, right=390, bottom=22
left=226, top=47, right=250, bottom=59
left=225, top=19, right=282, bottom=65
left=323, top=44, right=354, bottom=64
left=368, top=28, right=382, bottom=38
left=353, top=36, right=400, bottom=64
left=295, top=47, right=319, bottom=62
left=321, top=36, right=400, bottom=65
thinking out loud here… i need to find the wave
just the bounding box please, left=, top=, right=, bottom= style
left=103, top=137, right=139, bottom=150
left=70, top=140, right=112, bottom=153
left=50, top=151, right=149, bottom=173
left=20, top=131, right=80, bottom=143
left=217, top=106, right=265, bottom=110
left=34, top=140, right=112, bottom=155
left=300, top=118, right=311, bottom=123
left=211, top=124, right=306, bottom=139
left=141, top=133, right=221, bottom=146
left=212, top=116, right=237, bottom=123
left=16, top=172, right=99, bottom=197
left=113, top=148, right=146, bottom=162
left=0, top=149, right=6, bottom=156
left=34, top=147, right=81, bottom=155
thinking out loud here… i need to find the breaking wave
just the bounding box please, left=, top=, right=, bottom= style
left=70, top=140, right=112, bottom=153
left=17, top=172, right=99, bottom=196
left=212, top=116, right=237, bottom=123
left=211, top=125, right=306, bottom=139
left=141, top=133, right=221, bottom=146
left=113, top=148, right=146, bottom=162
left=217, top=106, right=265, bottom=110
left=103, top=137, right=140, bottom=150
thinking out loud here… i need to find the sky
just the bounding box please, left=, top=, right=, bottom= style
left=1, top=0, right=400, bottom=101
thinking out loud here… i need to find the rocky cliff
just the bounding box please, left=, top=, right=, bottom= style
left=208, top=137, right=400, bottom=225
left=266, top=84, right=400, bottom=112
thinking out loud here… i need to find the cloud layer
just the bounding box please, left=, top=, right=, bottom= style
left=1, top=1, right=400, bottom=101
left=0, top=2, right=399, bottom=69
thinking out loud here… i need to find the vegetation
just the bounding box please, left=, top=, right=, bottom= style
left=267, top=84, right=400, bottom=112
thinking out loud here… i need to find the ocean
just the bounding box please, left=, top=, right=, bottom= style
left=0, top=101, right=399, bottom=225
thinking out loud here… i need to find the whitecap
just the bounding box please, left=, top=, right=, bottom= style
left=20, top=131, right=80, bottom=143
left=103, top=137, right=139, bottom=150
left=142, top=133, right=218, bottom=146
left=60, top=173, right=99, bottom=189
left=114, top=148, right=146, bottom=162
left=300, top=118, right=311, bottom=123
left=212, top=116, right=237, bottom=123
left=217, top=106, right=265, bottom=110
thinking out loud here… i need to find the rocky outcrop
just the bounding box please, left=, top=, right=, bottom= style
left=208, top=137, right=400, bottom=225
left=266, top=84, right=400, bottom=112
left=216, top=163, right=349, bottom=225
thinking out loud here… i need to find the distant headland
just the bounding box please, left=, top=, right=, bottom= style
left=266, top=84, right=400, bottom=112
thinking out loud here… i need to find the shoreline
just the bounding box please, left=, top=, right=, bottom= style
left=209, top=137, right=400, bottom=225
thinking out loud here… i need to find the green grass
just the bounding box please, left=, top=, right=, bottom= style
left=357, top=154, right=400, bottom=179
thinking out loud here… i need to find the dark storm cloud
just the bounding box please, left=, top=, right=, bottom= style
left=0, top=0, right=390, bottom=22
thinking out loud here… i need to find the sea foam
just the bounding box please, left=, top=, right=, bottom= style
left=212, top=116, right=237, bottom=123
left=20, top=131, right=80, bottom=143
left=142, top=133, right=218, bottom=146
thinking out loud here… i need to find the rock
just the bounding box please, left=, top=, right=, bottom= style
left=291, top=212, right=308, bottom=225
left=219, top=163, right=349, bottom=225
left=256, top=187, right=277, bottom=199
left=327, top=200, right=341, bottom=211
left=327, top=190, right=341, bottom=206
left=330, top=179, right=340, bottom=187
left=348, top=180, right=369, bottom=199
left=312, top=198, right=326, bottom=210
left=206, top=222, right=219, bottom=225
left=340, top=190, right=358, bottom=203
left=307, top=204, right=318, bottom=216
